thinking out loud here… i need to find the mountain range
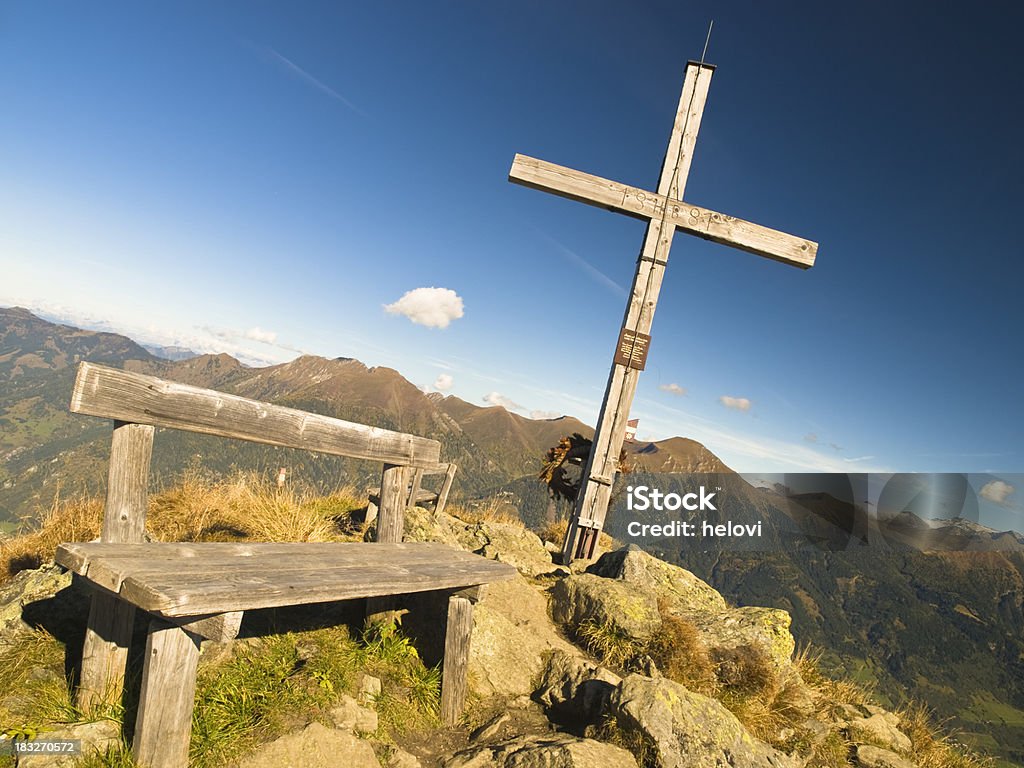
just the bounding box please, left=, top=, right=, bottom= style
left=1, top=306, right=1022, bottom=765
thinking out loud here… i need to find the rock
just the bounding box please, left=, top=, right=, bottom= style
left=534, top=650, right=620, bottom=726
left=444, top=734, right=638, bottom=768
left=692, top=606, right=796, bottom=673
left=589, top=546, right=727, bottom=615
left=359, top=674, right=383, bottom=704
left=855, top=744, right=917, bottom=768
left=471, top=712, right=512, bottom=743
left=17, top=720, right=119, bottom=767
left=469, top=576, right=583, bottom=699
left=847, top=714, right=912, bottom=754
left=330, top=693, right=379, bottom=733
left=237, top=722, right=380, bottom=768
left=0, top=564, right=73, bottom=642
left=588, top=547, right=796, bottom=672
left=610, top=674, right=796, bottom=768
left=388, top=746, right=422, bottom=768
left=550, top=574, right=662, bottom=640
left=402, top=507, right=555, bottom=577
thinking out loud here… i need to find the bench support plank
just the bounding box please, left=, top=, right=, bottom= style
left=133, top=620, right=202, bottom=768
left=77, top=420, right=153, bottom=713
left=440, top=593, right=475, bottom=725
left=78, top=593, right=136, bottom=713
left=377, top=463, right=413, bottom=544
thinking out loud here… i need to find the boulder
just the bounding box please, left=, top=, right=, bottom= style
left=237, top=722, right=380, bottom=768
left=589, top=546, right=727, bottom=615
left=846, top=713, right=912, bottom=754
left=855, top=744, right=917, bottom=768
left=588, top=547, right=796, bottom=672
left=359, top=674, right=383, bottom=705
left=443, top=734, right=638, bottom=768
left=0, top=565, right=74, bottom=642
left=610, top=674, right=796, bottom=768
left=330, top=693, right=379, bottom=733
left=470, top=576, right=583, bottom=698
left=534, top=649, right=621, bottom=725
left=693, top=606, right=796, bottom=673
left=16, top=720, right=120, bottom=767
left=403, top=507, right=555, bottom=577
left=550, top=574, right=662, bottom=640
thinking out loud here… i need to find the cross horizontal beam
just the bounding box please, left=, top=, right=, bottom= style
left=509, top=154, right=817, bottom=269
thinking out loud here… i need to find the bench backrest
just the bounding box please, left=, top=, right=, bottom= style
left=71, top=361, right=443, bottom=545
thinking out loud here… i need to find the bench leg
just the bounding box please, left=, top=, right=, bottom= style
left=440, top=592, right=476, bottom=725
left=133, top=619, right=202, bottom=768
left=77, top=592, right=135, bottom=714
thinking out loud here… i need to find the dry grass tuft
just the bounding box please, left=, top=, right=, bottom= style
left=0, top=492, right=105, bottom=583
left=449, top=498, right=525, bottom=528
left=897, top=702, right=994, bottom=768
left=646, top=613, right=718, bottom=696
left=0, top=472, right=365, bottom=585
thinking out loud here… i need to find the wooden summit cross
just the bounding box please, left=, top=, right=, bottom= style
left=509, top=59, right=819, bottom=564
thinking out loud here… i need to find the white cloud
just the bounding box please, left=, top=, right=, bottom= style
left=384, top=287, right=464, bottom=329
left=434, top=373, right=454, bottom=392
left=530, top=410, right=560, bottom=420
left=719, top=395, right=752, bottom=412
left=980, top=480, right=1015, bottom=506
left=659, top=383, right=687, bottom=397
left=483, top=391, right=523, bottom=411
left=245, top=327, right=278, bottom=344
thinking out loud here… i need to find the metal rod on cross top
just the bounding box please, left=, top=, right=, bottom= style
left=508, top=58, right=819, bottom=564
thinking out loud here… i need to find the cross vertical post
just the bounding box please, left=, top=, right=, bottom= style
left=508, top=59, right=818, bottom=563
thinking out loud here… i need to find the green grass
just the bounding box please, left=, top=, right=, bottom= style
left=0, top=620, right=441, bottom=768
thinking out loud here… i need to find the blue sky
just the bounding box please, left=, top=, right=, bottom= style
left=2, top=2, right=1022, bottom=488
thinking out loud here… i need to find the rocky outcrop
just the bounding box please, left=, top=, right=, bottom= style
left=470, top=576, right=583, bottom=699
left=550, top=574, right=662, bottom=640
left=610, top=675, right=796, bottom=768
left=402, top=506, right=557, bottom=578
left=0, top=564, right=73, bottom=642
left=534, top=650, right=621, bottom=727
left=586, top=547, right=795, bottom=672
left=845, top=711, right=913, bottom=754
left=855, top=744, right=917, bottom=768
left=237, top=722, right=381, bottom=768
left=443, top=734, right=639, bottom=768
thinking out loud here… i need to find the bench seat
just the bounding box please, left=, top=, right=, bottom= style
left=56, top=541, right=515, bottom=617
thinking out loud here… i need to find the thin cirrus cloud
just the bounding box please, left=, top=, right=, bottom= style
left=533, top=227, right=626, bottom=297
left=263, top=46, right=367, bottom=117
left=719, top=395, right=752, bottom=412
left=384, top=287, right=464, bottom=329
left=659, top=383, right=687, bottom=397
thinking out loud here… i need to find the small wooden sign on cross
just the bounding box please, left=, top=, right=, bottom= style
left=509, top=60, right=819, bottom=564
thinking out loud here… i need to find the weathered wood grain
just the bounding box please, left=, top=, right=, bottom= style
left=377, top=463, right=413, bottom=544
left=133, top=620, right=202, bottom=768
left=440, top=594, right=474, bottom=725
left=101, top=421, right=154, bottom=542
left=70, top=362, right=441, bottom=468
left=77, top=420, right=153, bottom=712
left=76, top=593, right=135, bottom=714
left=56, top=541, right=516, bottom=616
left=509, top=154, right=817, bottom=268
left=434, top=463, right=458, bottom=516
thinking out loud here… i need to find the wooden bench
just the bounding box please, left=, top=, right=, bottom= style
left=366, top=461, right=458, bottom=523
left=54, top=362, right=516, bottom=768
